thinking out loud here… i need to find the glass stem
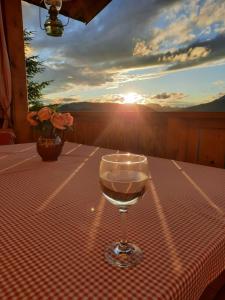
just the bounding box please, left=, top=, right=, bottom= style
left=119, top=207, right=128, bottom=246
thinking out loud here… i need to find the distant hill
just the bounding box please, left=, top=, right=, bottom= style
left=58, top=101, right=157, bottom=112
left=183, top=95, right=225, bottom=112
left=58, top=95, right=225, bottom=113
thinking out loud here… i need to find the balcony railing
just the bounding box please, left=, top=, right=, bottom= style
left=63, top=111, right=225, bottom=168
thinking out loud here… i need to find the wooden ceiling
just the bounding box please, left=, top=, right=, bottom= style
left=23, top=0, right=112, bottom=23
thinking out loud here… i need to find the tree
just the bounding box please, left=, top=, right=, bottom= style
left=24, top=30, right=52, bottom=110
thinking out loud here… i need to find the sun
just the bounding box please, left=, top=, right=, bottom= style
left=122, top=92, right=143, bottom=104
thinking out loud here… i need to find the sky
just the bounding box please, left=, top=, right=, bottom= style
left=22, top=0, right=225, bottom=108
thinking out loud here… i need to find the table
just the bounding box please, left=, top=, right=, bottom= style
left=0, top=142, right=225, bottom=300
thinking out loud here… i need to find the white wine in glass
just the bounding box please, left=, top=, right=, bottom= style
left=99, top=153, right=149, bottom=268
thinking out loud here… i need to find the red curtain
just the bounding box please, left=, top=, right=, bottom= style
left=0, top=0, right=12, bottom=129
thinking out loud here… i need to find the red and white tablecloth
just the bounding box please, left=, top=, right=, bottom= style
left=0, top=142, right=225, bottom=300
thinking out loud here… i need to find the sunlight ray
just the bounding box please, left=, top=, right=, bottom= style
left=18, top=145, right=35, bottom=152
left=0, top=155, right=8, bottom=160
left=65, top=144, right=81, bottom=155
left=149, top=174, right=183, bottom=273
left=0, top=155, right=37, bottom=173
left=37, top=147, right=99, bottom=211
left=171, top=160, right=224, bottom=216
left=86, top=196, right=106, bottom=251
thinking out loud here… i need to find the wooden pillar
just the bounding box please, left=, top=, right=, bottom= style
left=1, top=0, right=30, bottom=143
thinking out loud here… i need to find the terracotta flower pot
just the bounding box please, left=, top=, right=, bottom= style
left=36, top=136, right=63, bottom=161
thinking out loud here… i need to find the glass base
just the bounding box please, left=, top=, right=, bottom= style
left=105, top=242, right=143, bottom=268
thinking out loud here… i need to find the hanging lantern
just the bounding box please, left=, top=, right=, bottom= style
left=39, top=0, right=69, bottom=37
left=44, top=0, right=62, bottom=11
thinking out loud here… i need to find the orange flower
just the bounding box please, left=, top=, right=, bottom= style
left=62, top=113, right=74, bottom=127
left=27, top=108, right=74, bottom=136
left=38, top=107, right=52, bottom=121
left=51, top=113, right=66, bottom=130
left=27, top=111, right=38, bottom=126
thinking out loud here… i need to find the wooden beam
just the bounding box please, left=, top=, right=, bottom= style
left=2, top=0, right=30, bottom=142
left=24, top=0, right=112, bottom=23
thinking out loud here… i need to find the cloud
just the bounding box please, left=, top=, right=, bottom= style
left=33, top=31, right=225, bottom=92
left=166, top=34, right=225, bottom=71
left=160, top=46, right=211, bottom=63
left=96, top=92, right=188, bottom=105
left=133, top=0, right=225, bottom=57
left=194, top=0, right=225, bottom=28
left=35, top=62, right=115, bottom=93
left=23, top=0, right=180, bottom=66
left=202, top=91, right=225, bottom=104
left=54, top=94, right=126, bottom=104
left=95, top=33, right=225, bottom=74
left=27, top=0, right=179, bottom=62
left=150, top=92, right=187, bottom=101
left=113, top=70, right=163, bottom=86
left=45, top=90, right=190, bottom=109
left=22, top=0, right=225, bottom=97
left=134, top=17, right=195, bottom=56
left=213, top=80, right=225, bottom=86
left=42, top=95, right=81, bottom=104
left=146, top=92, right=189, bottom=108
left=133, top=41, right=152, bottom=57
left=217, top=92, right=225, bottom=98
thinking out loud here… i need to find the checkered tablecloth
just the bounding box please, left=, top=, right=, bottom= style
left=0, top=142, right=225, bottom=300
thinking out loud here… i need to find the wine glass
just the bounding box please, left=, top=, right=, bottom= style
left=99, top=153, right=149, bottom=268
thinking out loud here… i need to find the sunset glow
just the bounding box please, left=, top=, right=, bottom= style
left=122, top=93, right=143, bottom=104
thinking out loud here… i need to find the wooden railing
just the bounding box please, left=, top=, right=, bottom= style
left=63, top=111, right=225, bottom=168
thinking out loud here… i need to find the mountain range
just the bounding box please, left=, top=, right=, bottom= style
left=181, top=95, right=225, bottom=112
left=58, top=94, right=225, bottom=112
